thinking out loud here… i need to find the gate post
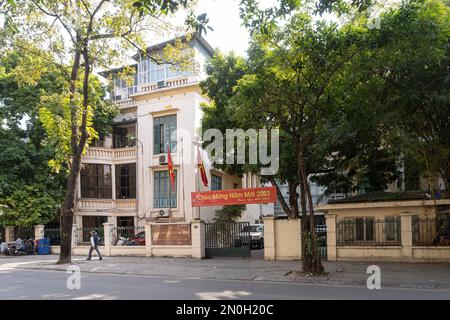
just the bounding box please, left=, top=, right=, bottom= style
left=34, top=225, right=45, bottom=240
left=102, top=223, right=113, bottom=257
left=326, top=214, right=337, bottom=261
left=191, top=220, right=205, bottom=259
left=400, top=212, right=413, bottom=261
left=263, top=217, right=276, bottom=260
left=5, top=226, right=15, bottom=242
left=145, top=223, right=153, bottom=257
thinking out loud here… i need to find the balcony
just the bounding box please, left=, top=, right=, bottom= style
left=77, top=199, right=137, bottom=212
left=83, top=147, right=137, bottom=163
left=114, top=98, right=137, bottom=109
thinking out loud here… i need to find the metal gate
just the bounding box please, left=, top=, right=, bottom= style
left=315, top=224, right=327, bottom=260
left=205, top=222, right=251, bottom=258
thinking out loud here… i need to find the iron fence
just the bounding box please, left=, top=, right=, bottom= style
left=14, top=226, right=34, bottom=240
left=315, top=224, right=327, bottom=260
left=112, top=226, right=145, bottom=246
left=77, top=227, right=104, bottom=246
left=0, top=226, right=4, bottom=242
left=45, top=228, right=61, bottom=245
left=412, top=216, right=450, bottom=246
left=336, top=217, right=401, bottom=246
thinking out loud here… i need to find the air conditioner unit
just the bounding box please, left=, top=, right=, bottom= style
left=159, top=154, right=167, bottom=165
left=158, top=209, right=169, bottom=218
left=157, top=80, right=166, bottom=89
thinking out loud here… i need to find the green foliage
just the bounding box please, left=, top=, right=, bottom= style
left=214, top=205, right=246, bottom=223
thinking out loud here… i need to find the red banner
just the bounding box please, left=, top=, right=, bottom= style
left=191, top=187, right=277, bottom=207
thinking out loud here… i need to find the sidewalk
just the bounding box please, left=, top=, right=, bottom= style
left=1, top=254, right=450, bottom=290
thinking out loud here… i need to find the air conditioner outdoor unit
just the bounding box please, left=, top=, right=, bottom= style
left=159, top=154, right=167, bottom=165
left=157, top=80, right=166, bottom=89
left=158, top=209, right=169, bottom=218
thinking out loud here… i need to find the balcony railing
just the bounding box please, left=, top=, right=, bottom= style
left=77, top=199, right=136, bottom=210
left=139, top=76, right=192, bottom=93
left=114, top=98, right=136, bottom=108
left=83, top=147, right=137, bottom=162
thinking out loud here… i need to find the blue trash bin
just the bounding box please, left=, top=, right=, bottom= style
left=37, top=238, right=50, bottom=255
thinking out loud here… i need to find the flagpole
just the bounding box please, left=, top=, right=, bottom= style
left=181, top=137, right=186, bottom=222
left=194, top=139, right=201, bottom=220
left=167, top=141, right=171, bottom=222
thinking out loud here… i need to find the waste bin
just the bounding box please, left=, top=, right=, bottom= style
left=37, top=238, right=50, bottom=255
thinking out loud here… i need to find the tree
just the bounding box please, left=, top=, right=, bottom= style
left=1, top=0, right=208, bottom=264
left=0, top=49, right=117, bottom=227
left=214, top=205, right=246, bottom=223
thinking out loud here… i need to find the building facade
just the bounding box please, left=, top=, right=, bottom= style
left=74, top=35, right=263, bottom=230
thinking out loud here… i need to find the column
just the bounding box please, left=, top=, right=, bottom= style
left=191, top=220, right=205, bottom=259
left=71, top=224, right=79, bottom=247
left=400, top=212, right=413, bottom=260
left=103, top=223, right=113, bottom=256
left=34, top=225, right=45, bottom=240
left=145, top=223, right=153, bottom=257
left=263, top=217, right=276, bottom=260
left=5, top=226, right=15, bottom=242
left=326, top=214, right=337, bottom=261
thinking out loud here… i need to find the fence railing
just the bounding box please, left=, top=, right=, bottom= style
left=412, top=216, right=450, bottom=246
left=112, top=226, right=145, bottom=246
left=45, top=228, right=61, bottom=245
left=336, top=218, right=401, bottom=246
left=76, top=227, right=104, bottom=246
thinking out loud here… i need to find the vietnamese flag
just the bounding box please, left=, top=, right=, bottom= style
left=197, top=147, right=208, bottom=187
left=167, top=145, right=175, bottom=191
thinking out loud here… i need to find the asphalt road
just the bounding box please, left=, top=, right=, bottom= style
left=1, top=269, right=450, bottom=300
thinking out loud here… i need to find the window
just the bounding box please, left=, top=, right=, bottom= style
left=138, top=58, right=192, bottom=85
left=355, top=217, right=374, bottom=241
left=343, top=217, right=374, bottom=243
left=80, top=164, right=112, bottom=199
left=211, top=174, right=222, bottom=191
left=385, top=216, right=401, bottom=242
left=154, top=170, right=177, bottom=208
left=113, top=123, right=136, bottom=149
left=153, top=115, right=177, bottom=154
left=115, top=163, right=136, bottom=199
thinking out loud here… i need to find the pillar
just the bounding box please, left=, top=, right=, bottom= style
left=103, top=223, right=113, bottom=256
left=71, top=224, right=79, bottom=247
left=263, top=217, right=276, bottom=260
left=326, top=214, right=337, bottom=261
left=191, top=220, right=205, bottom=259
left=34, top=225, right=45, bottom=240
left=400, top=212, right=413, bottom=260
left=145, top=223, right=153, bottom=257
left=5, top=226, right=15, bottom=242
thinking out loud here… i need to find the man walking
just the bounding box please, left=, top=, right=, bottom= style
left=87, top=231, right=102, bottom=260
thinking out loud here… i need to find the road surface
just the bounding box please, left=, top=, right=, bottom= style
left=1, top=269, right=449, bottom=300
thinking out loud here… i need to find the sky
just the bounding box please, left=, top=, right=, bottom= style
left=174, top=0, right=281, bottom=57
left=194, top=0, right=259, bottom=56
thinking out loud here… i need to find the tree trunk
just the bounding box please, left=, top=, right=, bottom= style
left=299, top=176, right=307, bottom=233
left=268, top=177, right=292, bottom=217
left=298, top=146, right=324, bottom=275
left=57, top=40, right=82, bottom=264
left=287, top=180, right=299, bottom=219
left=57, top=40, right=91, bottom=264
left=439, top=160, right=450, bottom=195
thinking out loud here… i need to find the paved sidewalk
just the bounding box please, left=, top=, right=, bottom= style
left=1, top=254, right=450, bottom=290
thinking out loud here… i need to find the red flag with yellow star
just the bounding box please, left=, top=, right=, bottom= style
left=167, top=145, right=175, bottom=191
left=197, top=146, right=208, bottom=187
